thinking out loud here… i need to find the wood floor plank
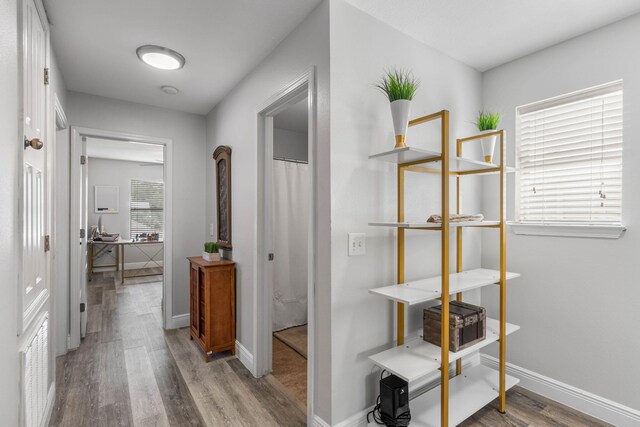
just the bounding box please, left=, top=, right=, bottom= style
left=165, top=333, right=241, bottom=426
left=49, top=355, right=75, bottom=426
left=124, top=345, right=171, bottom=426
left=58, top=383, right=99, bottom=427
left=86, top=305, right=103, bottom=333
left=271, top=336, right=307, bottom=407
left=540, top=403, right=613, bottom=427
left=68, top=332, right=101, bottom=387
left=100, top=308, right=122, bottom=343
left=96, top=402, right=133, bottom=427
left=227, top=358, right=306, bottom=426
left=98, top=340, right=133, bottom=422
left=171, top=329, right=285, bottom=426
left=88, top=282, right=103, bottom=306
left=148, top=347, right=205, bottom=427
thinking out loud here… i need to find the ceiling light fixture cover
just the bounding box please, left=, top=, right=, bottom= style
left=161, top=85, right=180, bottom=95
left=136, top=45, right=185, bottom=70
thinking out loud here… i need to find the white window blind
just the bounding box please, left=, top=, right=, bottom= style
left=517, top=81, right=623, bottom=225
left=130, top=179, right=164, bottom=239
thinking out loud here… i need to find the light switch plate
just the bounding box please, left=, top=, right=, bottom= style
left=348, top=233, right=366, bottom=256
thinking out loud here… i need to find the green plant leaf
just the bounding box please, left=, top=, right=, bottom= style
left=375, top=68, right=420, bottom=102
left=476, top=111, right=501, bottom=131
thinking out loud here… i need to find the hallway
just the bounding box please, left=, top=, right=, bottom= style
left=49, top=272, right=203, bottom=426
left=49, top=272, right=306, bottom=427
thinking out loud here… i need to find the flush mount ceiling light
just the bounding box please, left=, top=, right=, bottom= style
left=136, top=45, right=185, bottom=70
left=161, top=85, right=179, bottom=95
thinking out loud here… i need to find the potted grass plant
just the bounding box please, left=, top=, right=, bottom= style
left=203, top=242, right=221, bottom=262
left=476, top=111, right=501, bottom=163
left=376, top=69, right=420, bottom=149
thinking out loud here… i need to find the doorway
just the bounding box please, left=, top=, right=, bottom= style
left=256, top=68, right=316, bottom=424
left=69, top=128, right=173, bottom=349
left=270, top=97, right=309, bottom=408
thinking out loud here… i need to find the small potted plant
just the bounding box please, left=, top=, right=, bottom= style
left=476, top=111, right=501, bottom=163
left=203, top=242, right=221, bottom=262
left=376, top=69, right=420, bottom=149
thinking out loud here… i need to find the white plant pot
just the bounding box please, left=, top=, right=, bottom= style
left=390, top=99, right=411, bottom=149
left=479, top=130, right=497, bottom=163
left=202, top=251, right=221, bottom=262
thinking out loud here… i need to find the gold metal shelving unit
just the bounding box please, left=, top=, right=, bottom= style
left=368, top=110, right=518, bottom=426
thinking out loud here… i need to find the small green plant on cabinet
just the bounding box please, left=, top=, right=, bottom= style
left=375, top=69, right=420, bottom=101
left=476, top=111, right=501, bottom=131
left=204, top=242, right=218, bottom=253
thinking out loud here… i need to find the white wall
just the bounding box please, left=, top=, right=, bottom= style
left=204, top=0, right=331, bottom=420
left=0, top=0, right=21, bottom=422
left=274, top=127, right=308, bottom=162
left=66, top=92, right=207, bottom=319
left=329, top=1, right=485, bottom=423
left=481, top=13, right=640, bottom=410
left=87, top=158, right=164, bottom=267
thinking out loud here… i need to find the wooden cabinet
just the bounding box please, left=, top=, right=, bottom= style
left=188, top=257, right=236, bottom=361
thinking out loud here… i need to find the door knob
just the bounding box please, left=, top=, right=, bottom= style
left=24, top=137, right=44, bottom=150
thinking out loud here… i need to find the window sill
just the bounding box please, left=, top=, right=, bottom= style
left=508, top=222, right=626, bottom=239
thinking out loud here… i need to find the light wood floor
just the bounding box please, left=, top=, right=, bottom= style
left=272, top=336, right=307, bottom=407
left=50, top=271, right=611, bottom=427
left=49, top=271, right=306, bottom=427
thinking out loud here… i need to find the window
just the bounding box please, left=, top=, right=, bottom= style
left=130, top=179, right=164, bottom=239
left=516, top=81, right=623, bottom=226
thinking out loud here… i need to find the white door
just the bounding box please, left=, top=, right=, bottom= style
left=21, top=0, right=49, bottom=327
left=80, top=138, right=88, bottom=337
left=20, top=1, right=52, bottom=425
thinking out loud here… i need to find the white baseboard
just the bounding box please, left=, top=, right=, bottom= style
left=41, top=383, right=55, bottom=427
left=481, top=354, right=640, bottom=427
left=93, top=260, right=164, bottom=271
left=167, top=313, right=190, bottom=329
left=235, top=340, right=256, bottom=377
left=312, top=415, right=331, bottom=427
left=334, top=355, right=480, bottom=427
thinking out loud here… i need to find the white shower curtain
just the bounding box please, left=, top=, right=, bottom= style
left=272, top=160, right=308, bottom=331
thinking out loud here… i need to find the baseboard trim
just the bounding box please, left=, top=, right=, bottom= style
left=312, top=414, right=331, bottom=427
left=480, top=354, right=640, bottom=427
left=334, top=355, right=480, bottom=427
left=40, top=382, right=55, bottom=427
left=235, top=340, right=256, bottom=377
left=93, top=260, right=164, bottom=271
left=167, top=313, right=190, bottom=329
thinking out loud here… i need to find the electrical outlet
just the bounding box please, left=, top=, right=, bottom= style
left=348, top=233, right=366, bottom=256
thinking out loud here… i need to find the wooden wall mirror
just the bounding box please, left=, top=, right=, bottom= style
left=214, top=146, right=232, bottom=249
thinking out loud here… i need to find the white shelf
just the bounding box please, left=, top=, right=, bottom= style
left=368, top=318, right=519, bottom=383
left=369, top=147, right=515, bottom=174
left=369, top=146, right=440, bottom=164
left=368, top=268, right=520, bottom=305
left=368, top=220, right=500, bottom=229
left=368, top=364, right=520, bottom=427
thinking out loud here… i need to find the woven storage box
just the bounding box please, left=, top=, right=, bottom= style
left=423, top=301, right=486, bottom=352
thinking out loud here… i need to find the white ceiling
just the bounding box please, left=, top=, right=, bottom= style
left=86, top=138, right=164, bottom=164
left=274, top=98, right=308, bottom=133
left=344, top=0, right=640, bottom=71
left=45, top=0, right=321, bottom=115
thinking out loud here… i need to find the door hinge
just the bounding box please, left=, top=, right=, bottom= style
left=80, top=155, right=86, bottom=165
left=80, top=303, right=86, bottom=313
left=80, top=229, right=85, bottom=238
left=44, top=235, right=50, bottom=252
left=44, top=68, right=49, bottom=85
left=268, top=253, right=274, bottom=261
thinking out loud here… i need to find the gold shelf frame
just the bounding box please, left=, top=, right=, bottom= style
left=393, top=112, right=508, bottom=425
